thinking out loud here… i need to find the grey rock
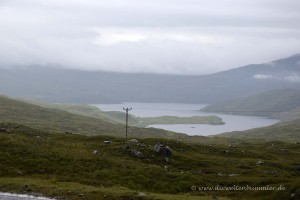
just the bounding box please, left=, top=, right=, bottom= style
left=165, top=146, right=172, bottom=156
left=23, top=184, right=31, bottom=192
left=223, top=150, right=230, bottom=154
left=104, top=140, right=112, bottom=144
left=217, top=172, right=225, bottom=177
left=131, top=149, right=143, bottom=158
left=17, top=171, right=24, bottom=176
left=164, top=166, right=169, bottom=171
left=93, top=150, right=99, bottom=155
left=129, top=139, right=138, bottom=144
left=138, top=192, right=147, bottom=197
left=154, top=143, right=161, bottom=153
left=291, top=193, right=295, bottom=198
left=154, top=143, right=172, bottom=157
left=0, top=128, right=7, bottom=132
left=256, top=160, right=264, bottom=165
left=125, top=143, right=130, bottom=149
left=229, top=173, right=240, bottom=177
left=138, top=143, right=146, bottom=148
left=211, top=196, right=219, bottom=200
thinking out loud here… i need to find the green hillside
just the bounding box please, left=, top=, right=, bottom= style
left=9, top=96, right=225, bottom=129
left=138, top=116, right=224, bottom=127
left=0, top=123, right=299, bottom=200
left=201, top=89, right=300, bottom=120
left=19, top=98, right=224, bottom=127
left=0, top=95, right=180, bottom=138
left=218, top=118, right=300, bottom=142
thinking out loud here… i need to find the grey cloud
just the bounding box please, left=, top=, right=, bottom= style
left=0, top=0, right=300, bottom=74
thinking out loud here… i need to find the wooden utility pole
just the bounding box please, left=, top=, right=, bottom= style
left=123, top=107, right=132, bottom=142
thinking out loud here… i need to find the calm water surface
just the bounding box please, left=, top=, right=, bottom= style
left=94, top=103, right=279, bottom=136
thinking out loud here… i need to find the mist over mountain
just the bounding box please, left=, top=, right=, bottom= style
left=0, top=54, right=300, bottom=104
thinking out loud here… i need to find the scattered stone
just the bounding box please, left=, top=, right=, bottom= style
left=211, top=196, right=219, bottom=200
left=154, top=143, right=172, bottom=157
left=78, top=193, right=84, bottom=197
left=217, top=172, right=225, bottom=177
left=131, top=149, right=143, bottom=158
left=270, top=171, right=278, bottom=175
left=35, top=136, right=42, bottom=139
left=93, top=150, right=99, bottom=155
left=17, top=171, right=24, bottom=176
left=291, top=193, right=295, bottom=198
left=23, top=184, right=31, bottom=192
left=129, top=139, right=138, bottom=144
left=154, top=143, right=161, bottom=153
left=165, top=157, right=171, bottom=163
left=223, top=150, right=230, bottom=154
left=125, top=143, right=130, bottom=149
left=256, top=160, right=264, bottom=166
left=164, top=166, right=169, bottom=171
left=138, top=192, right=147, bottom=198
left=104, top=140, right=112, bottom=144
left=164, top=146, right=172, bottom=157
left=227, top=144, right=236, bottom=148
left=229, top=173, right=240, bottom=177
left=0, top=128, right=7, bottom=132
left=137, top=143, right=146, bottom=148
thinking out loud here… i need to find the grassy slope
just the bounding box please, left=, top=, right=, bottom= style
left=2, top=95, right=300, bottom=143
left=201, top=89, right=300, bottom=120
left=138, top=116, right=224, bottom=127
left=0, top=123, right=299, bottom=200
left=18, top=98, right=224, bottom=127
left=218, top=118, right=300, bottom=142
left=0, top=95, right=181, bottom=138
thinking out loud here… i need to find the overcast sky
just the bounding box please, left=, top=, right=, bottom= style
left=1, top=0, right=300, bottom=75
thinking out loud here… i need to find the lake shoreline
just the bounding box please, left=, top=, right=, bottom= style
left=93, top=103, right=279, bottom=136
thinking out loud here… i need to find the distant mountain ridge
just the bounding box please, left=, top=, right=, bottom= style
left=201, top=89, right=300, bottom=121
left=0, top=54, right=299, bottom=104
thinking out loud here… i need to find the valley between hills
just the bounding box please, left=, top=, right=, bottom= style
left=0, top=95, right=299, bottom=200
left=1, top=54, right=300, bottom=199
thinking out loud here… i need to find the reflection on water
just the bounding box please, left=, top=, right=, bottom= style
left=94, top=103, right=279, bottom=136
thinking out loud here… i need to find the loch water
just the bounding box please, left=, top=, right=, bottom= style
left=94, top=103, right=279, bottom=136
